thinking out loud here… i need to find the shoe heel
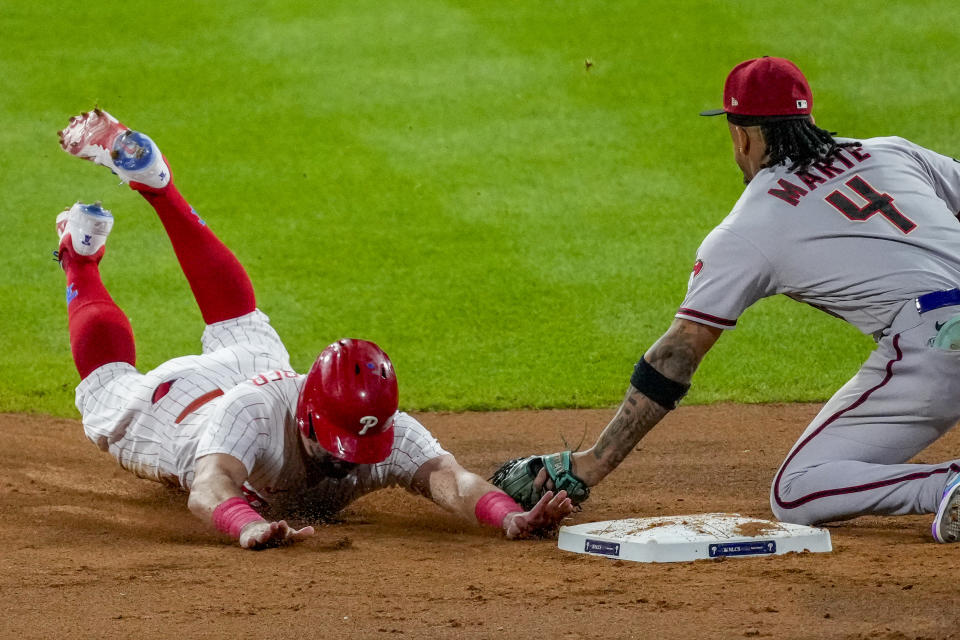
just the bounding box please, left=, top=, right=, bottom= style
left=111, top=131, right=158, bottom=172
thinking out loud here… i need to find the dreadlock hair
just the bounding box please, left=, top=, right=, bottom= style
left=759, top=117, right=857, bottom=173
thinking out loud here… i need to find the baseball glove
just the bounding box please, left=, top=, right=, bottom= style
left=489, top=451, right=590, bottom=511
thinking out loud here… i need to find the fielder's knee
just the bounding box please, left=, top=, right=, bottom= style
left=769, top=471, right=819, bottom=526
left=769, top=494, right=818, bottom=526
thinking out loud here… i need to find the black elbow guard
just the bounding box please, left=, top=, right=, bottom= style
left=630, top=357, right=690, bottom=410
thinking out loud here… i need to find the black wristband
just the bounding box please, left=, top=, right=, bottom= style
left=630, top=357, right=690, bottom=410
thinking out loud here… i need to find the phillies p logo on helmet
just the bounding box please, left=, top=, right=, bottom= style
left=358, top=416, right=379, bottom=435
left=296, top=339, right=399, bottom=464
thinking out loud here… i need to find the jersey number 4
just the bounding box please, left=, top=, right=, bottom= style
left=824, top=175, right=916, bottom=234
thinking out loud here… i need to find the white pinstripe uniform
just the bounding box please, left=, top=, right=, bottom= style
left=74, top=309, right=447, bottom=513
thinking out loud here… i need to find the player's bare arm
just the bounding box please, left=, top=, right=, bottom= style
left=189, top=454, right=314, bottom=549
left=492, top=318, right=723, bottom=504
left=575, top=318, right=723, bottom=484
left=412, top=454, right=574, bottom=538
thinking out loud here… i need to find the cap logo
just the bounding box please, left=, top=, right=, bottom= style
left=358, top=415, right=379, bottom=435
left=730, top=97, right=739, bottom=106
left=796, top=99, right=808, bottom=109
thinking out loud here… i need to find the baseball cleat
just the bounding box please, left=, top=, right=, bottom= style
left=58, top=108, right=171, bottom=189
left=932, top=472, right=960, bottom=543
left=56, top=202, right=114, bottom=258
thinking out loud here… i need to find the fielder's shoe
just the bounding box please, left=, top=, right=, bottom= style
left=56, top=202, right=114, bottom=259
left=58, top=108, right=171, bottom=189
left=932, top=471, right=960, bottom=543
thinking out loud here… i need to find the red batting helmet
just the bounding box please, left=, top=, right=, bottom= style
left=296, top=338, right=399, bottom=464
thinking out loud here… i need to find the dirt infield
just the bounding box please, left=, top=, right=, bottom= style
left=3, top=405, right=959, bottom=640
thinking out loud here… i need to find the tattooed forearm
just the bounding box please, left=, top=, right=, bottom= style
left=591, top=386, right=668, bottom=474
left=582, top=319, right=721, bottom=482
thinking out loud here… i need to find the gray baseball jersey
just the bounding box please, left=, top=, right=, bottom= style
left=75, top=310, right=447, bottom=515
left=679, top=137, right=960, bottom=334
left=676, top=136, right=960, bottom=525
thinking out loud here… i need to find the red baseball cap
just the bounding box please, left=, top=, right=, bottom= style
left=700, top=56, right=812, bottom=124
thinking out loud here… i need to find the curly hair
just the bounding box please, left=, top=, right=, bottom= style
left=759, top=118, right=856, bottom=172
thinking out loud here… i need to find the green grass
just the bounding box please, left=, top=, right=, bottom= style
left=2, top=0, right=958, bottom=415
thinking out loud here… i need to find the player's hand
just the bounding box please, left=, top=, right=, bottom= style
left=502, top=490, right=573, bottom=539
left=238, top=519, right=315, bottom=550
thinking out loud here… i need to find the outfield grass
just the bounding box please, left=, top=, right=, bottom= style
left=2, top=1, right=959, bottom=415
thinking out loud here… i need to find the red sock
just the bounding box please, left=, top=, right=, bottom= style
left=62, top=248, right=136, bottom=380
left=134, top=180, right=256, bottom=324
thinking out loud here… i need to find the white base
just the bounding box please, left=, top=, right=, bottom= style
left=558, top=513, right=832, bottom=563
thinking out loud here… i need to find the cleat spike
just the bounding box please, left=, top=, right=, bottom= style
left=57, top=109, right=171, bottom=188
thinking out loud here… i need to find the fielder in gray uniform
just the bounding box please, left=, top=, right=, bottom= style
left=55, top=109, right=572, bottom=550
left=493, top=57, right=960, bottom=543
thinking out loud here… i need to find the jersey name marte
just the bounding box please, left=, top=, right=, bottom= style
left=678, top=136, right=960, bottom=334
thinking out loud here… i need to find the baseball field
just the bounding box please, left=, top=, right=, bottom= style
left=3, top=1, right=960, bottom=638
